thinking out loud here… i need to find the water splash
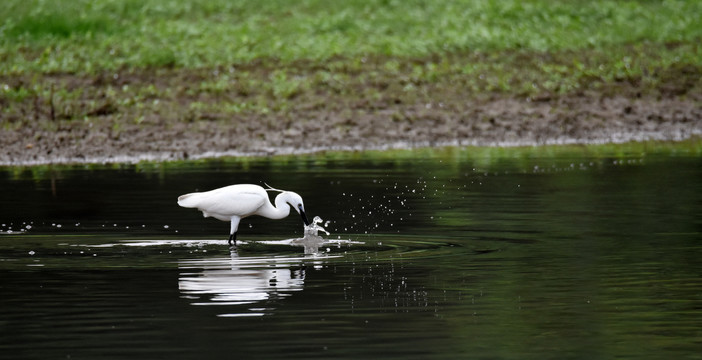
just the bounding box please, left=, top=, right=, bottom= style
left=294, top=216, right=330, bottom=255
left=304, top=216, right=330, bottom=236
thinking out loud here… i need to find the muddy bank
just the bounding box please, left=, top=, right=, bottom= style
left=2, top=94, right=700, bottom=165
left=1, top=61, right=701, bottom=165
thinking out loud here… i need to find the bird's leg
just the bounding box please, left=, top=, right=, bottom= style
left=229, top=216, right=241, bottom=247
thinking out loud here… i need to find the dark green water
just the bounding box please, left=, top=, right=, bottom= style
left=1, top=142, right=701, bottom=359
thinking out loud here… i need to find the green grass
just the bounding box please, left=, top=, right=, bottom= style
left=1, top=0, right=700, bottom=130
left=1, top=0, right=701, bottom=73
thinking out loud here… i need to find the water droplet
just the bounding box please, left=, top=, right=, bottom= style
left=28, top=251, right=35, bottom=256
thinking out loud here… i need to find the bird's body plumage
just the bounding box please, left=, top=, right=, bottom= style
left=177, top=184, right=308, bottom=245
left=178, top=184, right=276, bottom=221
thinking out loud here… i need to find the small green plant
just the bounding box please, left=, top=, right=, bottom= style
left=268, top=70, right=310, bottom=100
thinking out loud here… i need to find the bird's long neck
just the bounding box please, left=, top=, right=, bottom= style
left=257, top=193, right=291, bottom=220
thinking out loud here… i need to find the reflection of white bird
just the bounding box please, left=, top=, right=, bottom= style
left=178, top=252, right=307, bottom=313
left=177, top=184, right=309, bottom=246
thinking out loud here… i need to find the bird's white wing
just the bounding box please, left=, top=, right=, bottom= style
left=190, top=188, right=266, bottom=218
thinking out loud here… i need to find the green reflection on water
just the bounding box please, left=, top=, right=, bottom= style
left=3, top=139, right=701, bottom=180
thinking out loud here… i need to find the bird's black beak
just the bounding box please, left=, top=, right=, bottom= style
left=299, top=206, right=310, bottom=226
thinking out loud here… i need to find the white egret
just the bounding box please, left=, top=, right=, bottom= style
left=177, top=184, right=309, bottom=246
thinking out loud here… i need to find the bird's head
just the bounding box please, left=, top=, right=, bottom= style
left=265, top=183, right=310, bottom=226
left=281, top=191, right=309, bottom=226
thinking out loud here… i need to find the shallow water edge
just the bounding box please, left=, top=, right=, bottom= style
left=3, top=136, right=702, bottom=167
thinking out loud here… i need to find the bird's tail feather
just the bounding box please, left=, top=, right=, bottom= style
left=177, top=193, right=200, bottom=208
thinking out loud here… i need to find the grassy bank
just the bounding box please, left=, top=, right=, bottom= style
left=1, top=0, right=701, bottom=164
left=2, top=0, right=701, bottom=72
left=1, top=0, right=701, bottom=107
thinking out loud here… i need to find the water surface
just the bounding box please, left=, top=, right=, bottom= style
left=1, top=142, right=701, bottom=359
